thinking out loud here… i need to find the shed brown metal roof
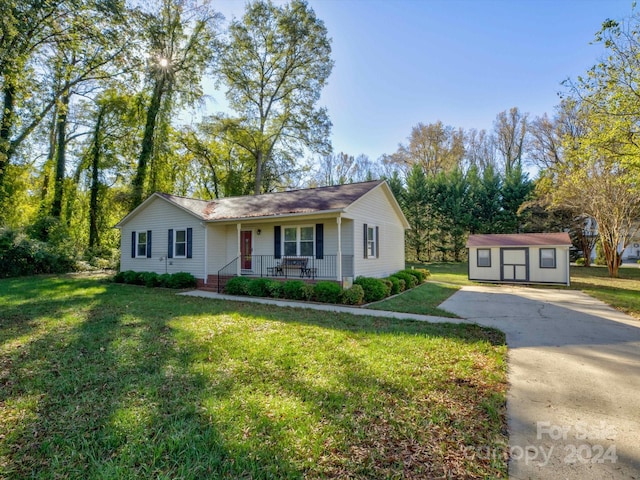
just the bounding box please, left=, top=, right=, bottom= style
left=466, top=232, right=572, bottom=248
left=157, top=180, right=386, bottom=221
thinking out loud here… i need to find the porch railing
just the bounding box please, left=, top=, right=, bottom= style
left=245, top=255, right=353, bottom=280
left=216, top=255, right=354, bottom=292
left=217, top=257, right=238, bottom=293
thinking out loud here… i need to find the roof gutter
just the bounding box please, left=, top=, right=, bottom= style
left=203, top=208, right=347, bottom=224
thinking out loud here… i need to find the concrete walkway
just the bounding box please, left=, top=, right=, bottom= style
left=182, top=287, right=640, bottom=479
left=181, top=290, right=460, bottom=323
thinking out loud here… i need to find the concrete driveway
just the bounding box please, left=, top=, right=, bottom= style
left=439, top=286, right=640, bottom=480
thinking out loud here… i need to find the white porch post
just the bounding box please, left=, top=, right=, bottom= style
left=336, top=216, right=342, bottom=282
left=237, top=223, right=242, bottom=276
left=203, top=223, right=208, bottom=284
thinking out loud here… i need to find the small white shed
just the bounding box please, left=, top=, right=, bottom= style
left=467, top=233, right=572, bottom=286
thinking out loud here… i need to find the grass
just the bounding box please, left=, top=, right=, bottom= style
left=409, top=262, right=476, bottom=287
left=569, top=265, right=640, bottom=319
left=367, top=282, right=461, bottom=317
left=0, top=273, right=508, bottom=479
left=371, top=263, right=475, bottom=317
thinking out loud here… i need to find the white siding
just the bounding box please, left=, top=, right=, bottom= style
left=345, top=186, right=406, bottom=278
left=468, top=247, right=501, bottom=281
left=206, top=218, right=356, bottom=279
left=207, top=224, right=228, bottom=275
left=119, top=198, right=206, bottom=279
left=529, top=246, right=570, bottom=284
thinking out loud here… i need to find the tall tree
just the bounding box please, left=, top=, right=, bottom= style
left=432, top=169, right=471, bottom=261
left=493, top=107, right=528, bottom=175
left=0, top=0, right=68, bottom=206
left=393, top=121, right=465, bottom=176
left=77, top=91, right=140, bottom=248
left=564, top=16, right=640, bottom=175
left=312, top=152, right=379, bottom=186
left=178, top=121, right=255, bottom=198
left=47, top=0, right=131, bottom=219
left=529, top=99, right=585, bottom=171
left=403, top=164, right=431, bottom=262
left=550, top=15, right=640, bottom=276
left=499, top=164, right=533, bottom=233
left=215, top=0, right=333, bottom=195
left=131, top=0, right=220, bottom=207
left=545, top=146, right=640, bottom=277
left=464, top=128, right=497, bottom=172
left=467, top=164, right=502, bottom=234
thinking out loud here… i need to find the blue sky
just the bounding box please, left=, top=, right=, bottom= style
left=208, top=0, right=635, bottom=162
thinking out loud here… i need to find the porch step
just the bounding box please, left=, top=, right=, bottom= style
left=197, top=274, right=234, bottom=293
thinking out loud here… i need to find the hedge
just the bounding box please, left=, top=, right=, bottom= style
left=354, top=276, right=391, bottom=303
left=341, top=284, right=365, bottom=305
left=225, top=276, right=252, bottom=295
left=391, top=271, right=417, bottom=289
left=314, top=281, right=342, bottom=303
left=114, top=271, right=197, bottom=289
left=386, top=276, right=401, bottom=295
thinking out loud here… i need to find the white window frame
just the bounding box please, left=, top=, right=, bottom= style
left=173, top=228, right=187, bottom=258
left=477, top=248, right=491, bottom=267
left=540, top=248, right=556, bottom=269
left=283, top=225, right=314, bottom=256
left=136, top=231, right=147, bottom=258
left=367, top=226, right=376, bottom=259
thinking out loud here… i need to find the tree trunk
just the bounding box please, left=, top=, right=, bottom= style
left=254, top=149, right=263, bottom=195
left=40, top=108, right=59, bottom=206
left=602, top=236, right=621, bottom=278
left=132, top=75, right=165, bottom=208
left=51, top=92, right=70, bottom=218
left=89, top=106, right=105, bottom=248
left=0, top=81, right=15, bottom=203
left=582, top=239, right=593, bottom=267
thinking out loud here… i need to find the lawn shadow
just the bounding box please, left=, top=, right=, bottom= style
left=1, top=277, right=508, bottom=479
left=1, top=279, right=303, bottom=479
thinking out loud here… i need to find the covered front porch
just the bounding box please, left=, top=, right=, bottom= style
left=203, top=215, right=355, bottom=292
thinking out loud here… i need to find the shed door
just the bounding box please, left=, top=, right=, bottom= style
left=501, top=248, right=528, bottom=282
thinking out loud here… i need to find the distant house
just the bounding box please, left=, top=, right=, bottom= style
left=115, top=180, right=409, bottom=291
left=467, top=233, right=572, bottom=286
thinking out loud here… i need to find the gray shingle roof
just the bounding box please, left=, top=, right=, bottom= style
left=158, top=180, right=386, bottom=221
left=467, top=232, right=572, bottom=248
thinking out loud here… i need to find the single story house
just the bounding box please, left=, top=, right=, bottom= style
left=115, top=180, right=410, bottom=291
left=467, top=232, right=572, bottom=286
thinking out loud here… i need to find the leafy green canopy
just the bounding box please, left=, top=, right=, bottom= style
left=214, top=0, right=333, bottom=194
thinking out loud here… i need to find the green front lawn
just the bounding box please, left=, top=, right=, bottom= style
left=0, top=274, right=508, bottom=479
left=367, top=282, right=461, bottom=317
left=370, top=263, right=474, bottom=317
left=409, top=262, right=475, bottom=286
left=570, top=265, right=640, bottom=319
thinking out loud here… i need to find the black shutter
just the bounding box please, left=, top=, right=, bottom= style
left=168, top=229, right=173, bottom=259
left=146, top=230, right=152, bottom=258
left=131, top=231, right=136, bottom=258
left=315, top=224, right=324, bottom=259
left=274, top=226, right=281, bottom=259
left=363, top=223, right=368, bottom=258
left=375, top=226, right=380, bottom=258
left=186, top=227, right=193, bottom=258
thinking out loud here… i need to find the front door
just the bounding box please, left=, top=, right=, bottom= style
left=241, top=231, right=252, bottom=270
left=501, top=248, right=528, bottom=282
